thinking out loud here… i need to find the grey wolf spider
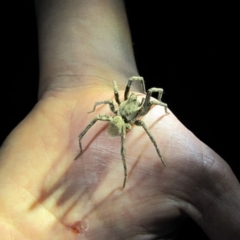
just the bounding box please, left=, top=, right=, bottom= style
left=74, top=76, right=168, bottom=188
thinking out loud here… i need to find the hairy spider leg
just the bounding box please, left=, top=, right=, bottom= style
left=135, top=120, right=166, bottom=167
left=121, top=125, right=127, bottom=188
left=88, top=100, right=117, bottom=114
left=74, top=115, right=112, bottom=160
left=141, top=88, right=168, bottom=116
left=124, top=76, right=146, bottom=100
left=113, top=81, right=121, bottom=105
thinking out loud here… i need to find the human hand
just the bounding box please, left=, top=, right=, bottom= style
left=1, top=79, right=239, bottom=239
left=0, top=0, right=239, bottom=239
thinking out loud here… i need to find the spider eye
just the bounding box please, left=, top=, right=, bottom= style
left=129, top=93, right=137, bottom=101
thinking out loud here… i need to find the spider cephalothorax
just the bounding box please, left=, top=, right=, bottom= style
left=74, top=76, right=168, bottom=188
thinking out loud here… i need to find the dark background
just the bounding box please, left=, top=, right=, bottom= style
left=1, top=1, right=237, bottom=240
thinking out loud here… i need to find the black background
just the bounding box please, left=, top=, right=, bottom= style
left=1, top=1, right=238, bottom=239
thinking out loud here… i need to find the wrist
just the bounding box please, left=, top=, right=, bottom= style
left=34, top=0, right=138, bottom=97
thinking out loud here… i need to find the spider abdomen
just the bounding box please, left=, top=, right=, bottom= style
left=107, top=116, right=125, bottom=137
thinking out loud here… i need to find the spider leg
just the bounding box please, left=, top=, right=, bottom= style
left=121, top=125, right=127, bottom=188
left=141, top=88, right=168, bottom=115
left=88, top=100, right=117, bottom=114
left=124, top=76, right=146, bottom=100
left=113, top=81, right=121, bottom=105
left=134, top=120, right=166, bottom=167
left=74, top=115, right=112, bottom=160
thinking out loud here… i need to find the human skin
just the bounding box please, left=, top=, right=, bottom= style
left=0, top=0, right=240, bottom=239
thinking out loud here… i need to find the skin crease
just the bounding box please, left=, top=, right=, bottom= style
left=0, top=0, right=240, bottom=240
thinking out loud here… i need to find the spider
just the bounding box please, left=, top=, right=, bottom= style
left=74, top=76, right=168, bottom=188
